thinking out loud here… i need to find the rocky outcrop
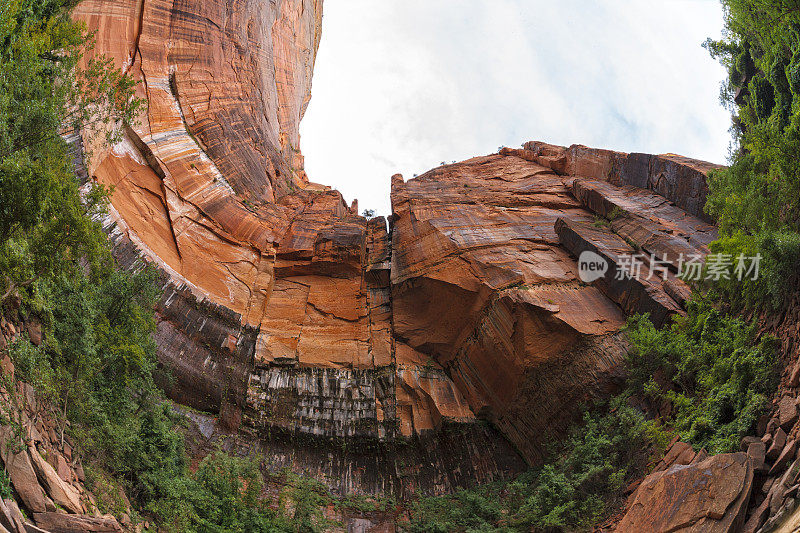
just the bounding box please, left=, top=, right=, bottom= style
left=505, top=142, right=724, bottom=222
left=32, top=513, right=123, bottom=533
left=70, top=0, right=523, bottom=493
left=389, top=155, right=632, bottom=462
left=69, top=0, right=724, bottom=495
left=0, top=321, right=125, bottom=533
left=0, top=424, right=51, bottom=514
left=555, top=217, right=684, bottom=327
left=616, top=451, right=753, bottom=532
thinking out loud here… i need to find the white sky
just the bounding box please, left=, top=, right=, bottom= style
left=300, top=1, right=731, bottom=216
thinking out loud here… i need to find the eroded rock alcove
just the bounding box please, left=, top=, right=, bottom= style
left=73, top=0, right=721, bottom=495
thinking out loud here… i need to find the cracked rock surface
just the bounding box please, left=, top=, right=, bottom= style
left=73, top=0, right=721, bottom=493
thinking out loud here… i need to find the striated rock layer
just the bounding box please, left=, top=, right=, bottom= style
left=389, top=146, right=716, bottom=462
left=73, top=0, right=722, bottom=494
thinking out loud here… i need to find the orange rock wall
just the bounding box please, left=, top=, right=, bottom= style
left=74, top=0, right=479, bottom=461
left=74, top=0, right=722, bottom=492
left=390, top=155, right=632, bottom=462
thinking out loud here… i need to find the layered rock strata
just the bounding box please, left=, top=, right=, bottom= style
left=73, top=0, right=722, bottom=493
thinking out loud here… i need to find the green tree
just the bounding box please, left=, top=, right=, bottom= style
left=625, top=302, right=777, bottom=453
left=702, top=1, right=800, bottom=309
left=0, top=0, right=141, bottom=304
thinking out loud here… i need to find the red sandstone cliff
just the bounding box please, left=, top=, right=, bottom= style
left=71, top=0, right=726, bottom=499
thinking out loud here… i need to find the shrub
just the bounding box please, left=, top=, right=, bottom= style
left=702, top=2, right=800, bottom=310
left=704, top=230, right=800, bottom=310
left=625, top=299, right=778, bottom=453
left=404, top=400, right=666, bottom=532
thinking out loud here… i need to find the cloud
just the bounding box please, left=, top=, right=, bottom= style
left=299, top=0, right=730, bottom=216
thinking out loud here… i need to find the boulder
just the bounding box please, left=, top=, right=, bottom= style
left=769, top=439, right=798, bottom=476
left=0, top=357, right=12, bottom=381
left=768, top=427, right=788, bottom=461
left=767, top=418, right=780, bottom=435
left=0, top=427, right=50, bottom=514
left=54, top=455, right=70, bottom=484
left=24, top=319, right=41, bottom=347
left=348, top=518, right=375, bottom=533
left=790, top=364, right=800, bottom=388
left=757, top=413, right=770, bottom=436
left=741, top=493, right=771, bottom=533
left=741, top=435, right=761, bottom=451
left=767, top=455, right=800, bottom=516
left=32, top=513, right=123, bottom=533
left=747, top=441, right=767, bottom=473
left=0, top=498, right=23, bottom=533
left=778, top=395, right=798, bottom=430
left=615, top=452, right=753, bottom=532
left=4, top=500, right=26, bottom=533
left=28, top=446, right=82, bottom=514
left=656, top=441, right=695, bottom=472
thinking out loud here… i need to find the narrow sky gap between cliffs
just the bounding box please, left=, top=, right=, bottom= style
left=300, top=0, right=730, bottom=216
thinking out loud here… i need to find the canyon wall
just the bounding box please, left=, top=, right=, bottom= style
left=73, top=0, right=722, bottom=495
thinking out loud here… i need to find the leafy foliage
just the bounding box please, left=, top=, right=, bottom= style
left=625, top=301, right=777, bottom=454
left=0, top=0, right=141, bottom=304
left=703, top=1, right=800, bottom=309
left=404, top=401, right=668, bottom=532
left=701, top=231, right=800, bottom=309
left=0, top=468, right=11, bottom=500
left=148, top=452, right=293, bottom=533
left=280, top=473, right=338, bottom=533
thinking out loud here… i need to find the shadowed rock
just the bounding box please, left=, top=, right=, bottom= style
left=555, top=217, right=683, bottom=327
left=616, top=452, right=754, bottom=533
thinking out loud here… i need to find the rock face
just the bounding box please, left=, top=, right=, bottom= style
left=72, top=0, right=722, bottom=494
left=33, top=513, right=124, bottom=533
left=74, top=0, right=321, bottom=200
left=616, top=452, right=754, bottom=533
left=390, top=156, right=631, bottom=462
left=511, top=141, right=724, bottom=222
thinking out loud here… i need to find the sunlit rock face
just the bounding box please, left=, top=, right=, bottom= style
left=389, top=147, right=717, bottom=462
left=73, top=0, right=720, bottom=491
left=75, top=0, right=321, bottom=200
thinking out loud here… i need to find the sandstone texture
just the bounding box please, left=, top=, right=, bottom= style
left=70, top=0, right=723, bottom=495
left=32, top=513, right=124, bottom=533
left=616, top=451, right=753, bottom=533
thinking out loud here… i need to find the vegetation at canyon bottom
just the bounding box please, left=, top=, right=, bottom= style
left=403, top=298, right=777, bottom=532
